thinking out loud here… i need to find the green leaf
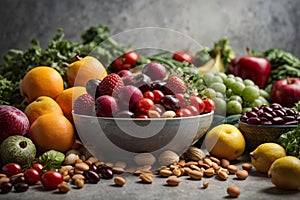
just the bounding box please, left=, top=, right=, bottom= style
left=38, top=150, right=65, bottom=171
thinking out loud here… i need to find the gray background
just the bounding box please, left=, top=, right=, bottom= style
left=0, top=0, right=300, bottom=60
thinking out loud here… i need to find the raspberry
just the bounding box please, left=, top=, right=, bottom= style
left=97, top=73, right=124, bottom=97
left=73, top=94, right=95, bottom=116
left=164, top=76, right=187, bottom=94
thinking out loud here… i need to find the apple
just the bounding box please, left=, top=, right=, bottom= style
left=271, top=78, right=300, bottom=107
left=228, top=56, right=271, bottom=89
left=0, top=105, right=30, bottom=143
left=0, top=135, right=36, bottom=166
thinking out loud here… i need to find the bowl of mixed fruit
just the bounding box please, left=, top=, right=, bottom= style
left=238, top=103, right=299, bottom=150
left=72, top=62, right=214, bottom=166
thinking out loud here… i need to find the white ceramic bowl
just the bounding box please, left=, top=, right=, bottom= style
left=73, top=112, right=214, bottom=167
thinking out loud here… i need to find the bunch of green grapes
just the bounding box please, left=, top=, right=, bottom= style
left=200, top=72, right=270, bottom=116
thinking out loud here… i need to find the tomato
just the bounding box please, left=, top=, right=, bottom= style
left=186, top=105, right=199, bottom=116
left=136, top=98, right=154, bottom=114
left=24, top=169, right=40, bottom=185
left=172, top=51, right=194, bottom=64
left=174, top=93, right=187, bottom=108
left=1, top=163, right=22, bottom=177
left=203, top=98, right=216, bottom=113
left=176, top=108, right=192, bottom=117
left=189, top=96, right=205, bottom=113
left=152, top=90, right=164, bottom=104
left=40, top=171, right=63, bottom=190
left=123, top=51, right=139, bottom=65
left=33, top=163, right=44, bottom=174
left=112, top=51, right=139, bottom=72
left=143, top=91, right=155, bottom=101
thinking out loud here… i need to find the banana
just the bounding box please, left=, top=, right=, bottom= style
left=197, top=51, right=224, bottom=75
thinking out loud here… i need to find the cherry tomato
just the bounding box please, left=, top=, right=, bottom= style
left=189, top=96, right=205, bottom=113
left=123, top=51, right=139, bottom=65
left=172, top=51, right=194, bottom=64
left=174, top=93, right=187, bottom=108
left=33, top=163, right=44, bottom=174
left=112, top=57, right=124, bottom=71
left=24, top=169, right=40, bottom=185
left=40, top=171, right=63, bottom=190
left=1, top=163, right=22, bottom=177
left=152, top=90, right=165, bottom=104
left=143, top=91, right=155, bottom=101
left=176, top=108, right=192, bottom=117
left=186, top=105, right=199, bottom=116
left=136, top=98, right=154, bottom=114
left=203, top=98, right=216, bottom=113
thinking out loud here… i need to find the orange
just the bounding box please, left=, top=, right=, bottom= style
left=29, top=113, right=75, bottom=153
left=20, top=66, right=64, bottom=103
left=66, top=56, right=107, bottom=87
left=55, top=86, right=87, bottom=121
left=205, top=124, right=246, bottom=161
left=24, top=96, right=63, bottom=125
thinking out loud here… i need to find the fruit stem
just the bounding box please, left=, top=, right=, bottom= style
left=246, top=46, right=251, bottom=56
left=287, top=77, right=291, bottom=84
left=19, top=141, right=27, bottom=149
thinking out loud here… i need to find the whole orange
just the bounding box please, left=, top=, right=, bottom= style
left=20, top=66, right=64, bottom=103
left=67, top=56, right=107, bottom=87
left=29, top=113, right=75, bottom=153
left=55, top=87, right=87, bottom=122
left=24, top=96, right=63, bottom=124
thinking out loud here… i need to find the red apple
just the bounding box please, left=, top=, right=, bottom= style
left=0, top=105, right=30, bottom=143
left=228, top=56, right=271, bottom=89
left=271, top=78, right=300, bottom=107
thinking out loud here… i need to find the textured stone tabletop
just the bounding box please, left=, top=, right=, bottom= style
left=1, top=153, right=299, bottom=200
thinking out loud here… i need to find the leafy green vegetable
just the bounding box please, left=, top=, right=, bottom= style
left=293, top=101, right=300, bottom=112
left=194, top=37, right=235, bottom=71
left=278, top=125, right=300, bottom=159
left=38, top=150, right=65, bottom=171
left=0, top=24, right=127, bottom=108
left=252, top=48, right=300, bottom=93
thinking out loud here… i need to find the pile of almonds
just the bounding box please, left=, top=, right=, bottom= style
left=56, top=145, right=251, bottom=198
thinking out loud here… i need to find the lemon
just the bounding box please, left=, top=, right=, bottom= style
left=268, top=156, right=300, bottom=190
left=250, top=143, right=286, bottom=173
left=205, top=124, right=246, bottom=161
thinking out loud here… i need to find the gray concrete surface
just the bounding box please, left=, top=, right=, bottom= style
left=1, top=153, right=300, bottom=200
left=0, top=0, right=300, bottom=59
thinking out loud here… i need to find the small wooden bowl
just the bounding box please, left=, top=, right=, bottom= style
left=238, top=120, right=296, bottom=150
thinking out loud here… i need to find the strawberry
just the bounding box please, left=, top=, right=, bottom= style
left=73, top=94, right=95, bottom=116
left=164, top=75, right=187, bottom=94
left=97, top=73, right=124, bottom=96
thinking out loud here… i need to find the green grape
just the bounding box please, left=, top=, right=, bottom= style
left=242, top=86, right=259, bottom=102
left=231, top=82, right=245, bottom=96
left=210, top=76, right=224, bottom=84
left=216, top=92, right=224, bottom=98
left=229, top=95, right=243, bottom=104
left=242, top=107, right=252, bottom=113
left=227, top=74, right=235, bottom=78
left=213, top=97, right=227, bottom=115
left=259, top=89, right=271, bottom=101
left=223, top=77, right=236, bottom=88
left=202, top=88, right=217, bottom=99
left=258, top=96, right=270, bottom=105
left=215, top=72, right=227, bottom=81
left=226, top=88, right=233, bottom=97
left=203, top=72, right=215, bottom=86
left=250, top=99, right=263, bottom=107
left=243, top=79, right=255, bottom=86
left=235, top=76, right=243, bottom=82
left=226, top=100, right=243, bottom=115
left=210, top=82, right=226, bottom=94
